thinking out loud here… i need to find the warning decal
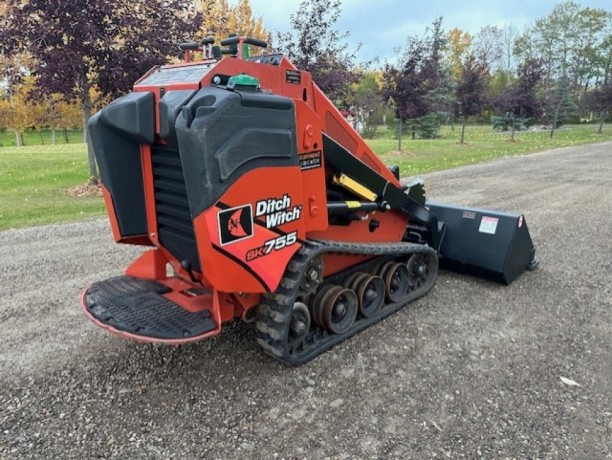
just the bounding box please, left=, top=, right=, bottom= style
left=286, top=70, right=301, bottom=84
left=299, top=151, right=322, bottom=170
left=479, top=216, right=499, bottom=235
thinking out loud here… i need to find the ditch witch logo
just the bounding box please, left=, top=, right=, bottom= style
left=256, top=194, right=302, bottom=228
left=218, top=205, right=253, bottom=245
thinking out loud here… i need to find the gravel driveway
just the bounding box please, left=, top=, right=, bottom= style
left=1, top=142, right=610, bottom=459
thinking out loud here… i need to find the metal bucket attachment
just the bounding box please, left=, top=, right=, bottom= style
left=427, top=202, right=538, bottom=285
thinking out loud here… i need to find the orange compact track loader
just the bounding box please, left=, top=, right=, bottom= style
left=83, top=37, right=537, bottom=365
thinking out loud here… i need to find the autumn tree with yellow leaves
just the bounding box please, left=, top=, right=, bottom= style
left=0, top=77, right=42, bottom=146
left=0, top=78, right=83, bottom=146
left=446, top=28, right=473, bottom=82
left=196, top=0, right=268, bottom=44
left=44, top=94, right=83, bottom=145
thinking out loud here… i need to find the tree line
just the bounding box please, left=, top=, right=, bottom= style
left=376, top=2, right=612, bottom=145
left=0, top=0, right=611, bottom=164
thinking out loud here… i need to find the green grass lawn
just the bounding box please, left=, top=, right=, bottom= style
left=0, top=124, right=610, bottom=231
left=370, top=124, right=612, bottom=175
left=0, top=144, right=104, bottom=230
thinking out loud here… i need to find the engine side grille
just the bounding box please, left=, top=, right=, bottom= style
left=151, top=146, right=201, bottom=272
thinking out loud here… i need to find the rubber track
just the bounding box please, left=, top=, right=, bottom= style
left=255, top=239, right=438, bottom=365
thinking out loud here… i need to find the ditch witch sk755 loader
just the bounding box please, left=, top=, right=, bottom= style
left=83, top=36, right=537, bottom=365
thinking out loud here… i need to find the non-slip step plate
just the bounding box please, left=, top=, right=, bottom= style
left=84, top=276, right=215, bottom=340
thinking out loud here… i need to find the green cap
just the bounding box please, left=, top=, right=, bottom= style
left=227, top=73, right=260, bottom=90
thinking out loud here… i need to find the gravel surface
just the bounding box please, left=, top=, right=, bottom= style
left=1, top=142, right=611, bottom=459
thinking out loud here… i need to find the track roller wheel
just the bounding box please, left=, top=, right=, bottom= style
left=287, top=302, right=311, bottom=348
left=255, top=240, right=439, bottom=365
left=344, top=272, right=372, bottom=314
left=371, top=260, right=387, bottom=278
left=381, top=262, right=410, bottom=302
left=343, top=272, right=364, bottom=291
left=311, top=284, right=336, bottom=328
left=312, top=285, right=358, bottom=334
left=407, top=253, right=434, bottom=289
left=354, top=274, right=385, bottom=318
left=322, top=286, right=358, bottom=334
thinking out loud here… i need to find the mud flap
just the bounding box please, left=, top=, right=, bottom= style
left=427, top=202, right=537, bottom=285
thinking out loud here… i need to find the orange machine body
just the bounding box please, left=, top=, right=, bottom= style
left=86, top=48, right=409, bottom=340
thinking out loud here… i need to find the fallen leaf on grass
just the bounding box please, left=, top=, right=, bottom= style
left=67, top=183, right=103, bottom=197
left=560, top=376, right=581, bottom=387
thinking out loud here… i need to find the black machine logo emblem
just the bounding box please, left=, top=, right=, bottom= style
left=218, top=205, right=253, bottom=245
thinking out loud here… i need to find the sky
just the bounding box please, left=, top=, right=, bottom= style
left=228, top=0, right=611, bottom=63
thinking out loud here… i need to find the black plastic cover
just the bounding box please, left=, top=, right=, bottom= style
left=175, top=86, right=298, bottom=217
left=88, top=92, right=154, bottom=237
left=159, top=90, right=197, bottom=143
left=99, top=92, right=155, bottom=145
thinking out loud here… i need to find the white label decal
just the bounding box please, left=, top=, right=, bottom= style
left=479, top=216, right=499, bottom=235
